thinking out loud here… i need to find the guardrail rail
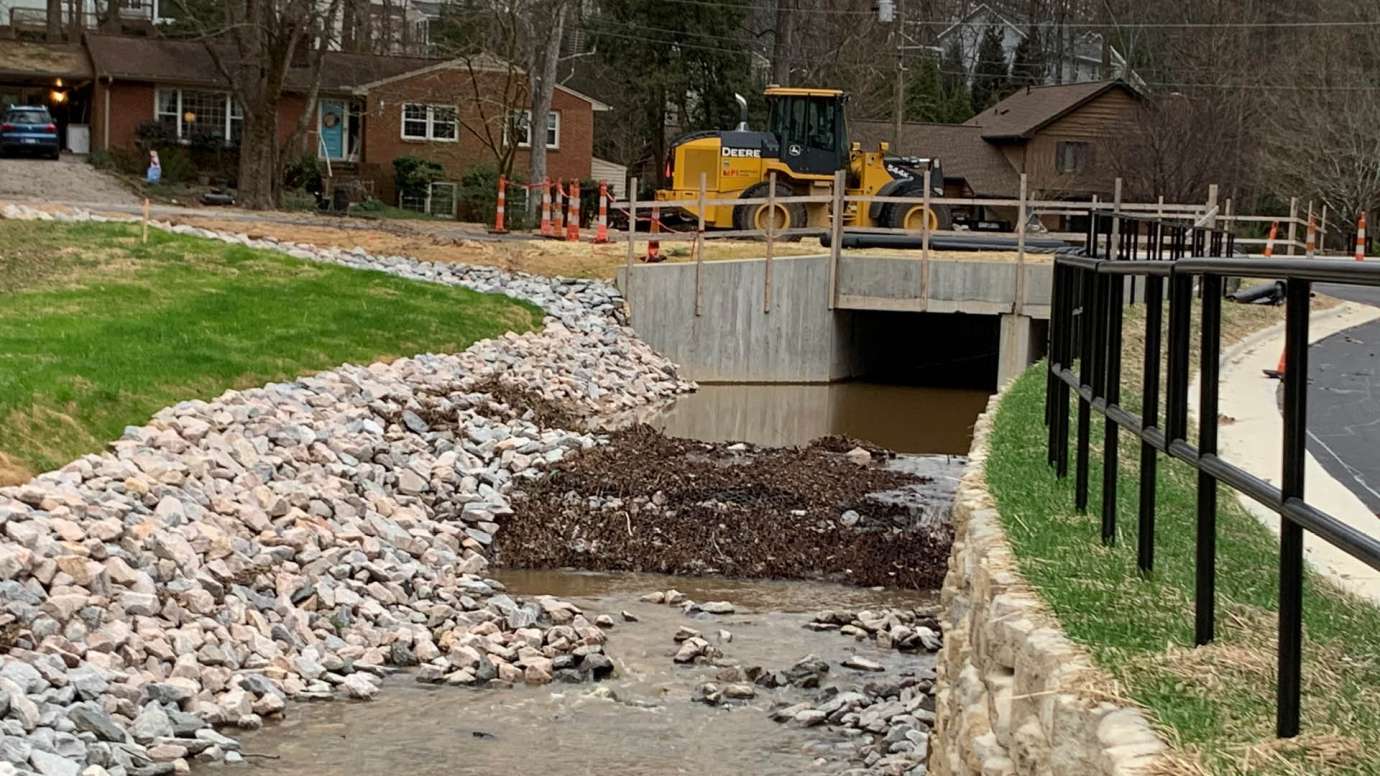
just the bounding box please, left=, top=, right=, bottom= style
left=1043, top=210, right=1380, bottom=738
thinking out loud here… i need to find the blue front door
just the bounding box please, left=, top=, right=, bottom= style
left=320, top=100, right=345, bottom=159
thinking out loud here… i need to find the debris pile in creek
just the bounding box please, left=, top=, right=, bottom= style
left=500, top=427, right=954, bottom=589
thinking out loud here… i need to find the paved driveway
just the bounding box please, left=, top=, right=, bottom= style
left=0, top=155, right=140, bottom=206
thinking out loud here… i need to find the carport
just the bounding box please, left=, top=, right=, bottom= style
left=0, top=41, right=94, bottom=153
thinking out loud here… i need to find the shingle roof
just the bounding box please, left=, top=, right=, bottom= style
left=852, top=120, right=1019, bottom=197
left=0, top=41, right=92, bottom=81
left=84, top=34, right=438, bottom=93
left=964, top=80, right=1135, bottom=140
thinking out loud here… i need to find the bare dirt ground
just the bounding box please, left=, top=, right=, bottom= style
left=0, top=160, right=1035, bottom=278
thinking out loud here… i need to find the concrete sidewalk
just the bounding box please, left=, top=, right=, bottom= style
left=1208, top=302, right=1380, bottom=603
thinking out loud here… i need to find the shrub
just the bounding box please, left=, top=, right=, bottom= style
left=458, top=165, right=539, bottom=229
left=155, top=147, right=196, bottom=185
left=393, top=156, right=444, bottom=203
left=283, top=154, right=323, bottom=195
left=134, top=120, right=178, bottom=150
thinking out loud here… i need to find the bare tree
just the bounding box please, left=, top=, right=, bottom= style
left=46, top=0, right=63, bottom=40
left=185, top=0, right=343, bottom=209
left=1258, top=0, right=1380, bottom=232
left=523, top=1, right=570, bottom=199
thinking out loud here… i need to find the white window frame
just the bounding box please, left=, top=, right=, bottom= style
left=515, top=110, right=560, bottom=150
left=400, top=103, right=458, bottom=142
left=153, top=87, right=240, bottom=143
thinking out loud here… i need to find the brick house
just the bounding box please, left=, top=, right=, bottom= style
left=80, top=34, right=607, bottom=204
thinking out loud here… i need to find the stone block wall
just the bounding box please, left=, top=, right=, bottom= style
left=928, top=391, right=1168, bottom=775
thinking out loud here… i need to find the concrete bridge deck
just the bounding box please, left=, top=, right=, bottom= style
left=617, top=253, right=1052, bottom=385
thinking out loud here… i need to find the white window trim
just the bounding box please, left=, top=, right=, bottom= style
left=515, top=109, right=560, bottom=151
left=400, top=103, right=458, bottom=143
left=153, top=87, right=240, bottom=143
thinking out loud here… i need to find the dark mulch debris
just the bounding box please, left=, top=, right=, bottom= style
left=498, top=425, right=953, bottom=589
left=467, top=377, right=583, bottom=430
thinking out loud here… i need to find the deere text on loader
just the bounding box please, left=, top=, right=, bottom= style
left=655, top=87, right=949, bottom=234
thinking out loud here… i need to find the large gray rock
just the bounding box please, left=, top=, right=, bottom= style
left=67, top=704, right=128, bottom=743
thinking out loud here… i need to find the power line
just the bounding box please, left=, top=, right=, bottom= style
left=648, top=0, right=1380, bottom=29
left=588, top=26, right=1380, bottom=91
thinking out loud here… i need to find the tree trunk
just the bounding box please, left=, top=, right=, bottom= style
left=772, top=0, right=795, bottom=85
left=46, top=0, right=63, bottom=41
left=527, top=1, right=568, bottom=215
left=238, top=111, right=279, bottom=210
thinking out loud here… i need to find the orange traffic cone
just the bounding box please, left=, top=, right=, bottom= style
left=1263, top=346, right=1286, bottom=379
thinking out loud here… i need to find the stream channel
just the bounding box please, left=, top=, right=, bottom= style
left=212, top=382, right=987, bottom=775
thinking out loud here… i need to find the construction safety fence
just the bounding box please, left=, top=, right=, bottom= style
left=492, top=173, right=1376, bottom=261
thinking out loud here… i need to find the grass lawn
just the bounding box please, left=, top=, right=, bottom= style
left=0, top=220, right=543, bottom=484
left=987, top=366, right=1380, bottom=775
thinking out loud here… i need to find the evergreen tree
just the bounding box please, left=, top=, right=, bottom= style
left=970, top=24, right=1010, bottom=114
left=940, top=38, right=967, bottom=95
left=936, top=39, right=975, bottom=123
left=1010, top=26, right=1046, bottom=89
left=904, top=55, right=946, bottom=123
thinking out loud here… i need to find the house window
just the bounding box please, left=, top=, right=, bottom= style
left=514, top=110, right=560, bottom=150
left=1056, top=141, right=1090, bottom=174
left=401, top=103, right=457, bottom=141
left=154, top=88, right=241, bottom=144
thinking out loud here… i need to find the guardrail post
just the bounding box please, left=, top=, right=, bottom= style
left=1055, top=263, right=1071, bottom=477
left=1138, top=240, right=1164, bottom=574
left=694, top=172, right=706, bottom=317
left=1074, top=265, right=1100, bottom=513
left=1195, top=271, right=1222, bottom=645
left=1100, top=246, right=1124, bottom=545
left=1277, top=278, right=1311, bottom=738
left=765, top=171, right=776, bottom=313
left=1165, top=251, right=1192, bottom=450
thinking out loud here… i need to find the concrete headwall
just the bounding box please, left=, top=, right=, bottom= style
left=617, top=255, right=1051, bottom=384
left=618, top=256, right=854, bottom=382
left=931, top=389, right=1168, bottom=775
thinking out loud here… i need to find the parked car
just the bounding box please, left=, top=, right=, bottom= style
left=0, top=106, right=60, bottom=159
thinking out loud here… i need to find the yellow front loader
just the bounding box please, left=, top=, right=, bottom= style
left=655, top=87, right=949, bottom=234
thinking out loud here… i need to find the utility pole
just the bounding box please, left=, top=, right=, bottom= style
left=888, top=0, right=904, bottom=147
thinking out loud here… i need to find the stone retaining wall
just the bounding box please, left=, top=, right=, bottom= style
left=928, top=390, right=1168, bottom=775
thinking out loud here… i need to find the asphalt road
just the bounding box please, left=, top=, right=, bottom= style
left=1306, top=285, right=1380, bottom=514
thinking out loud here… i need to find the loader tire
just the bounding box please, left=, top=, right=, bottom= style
left=883, top=181, right=952, bottom=232
left=733, top=182, right=807, bottom=240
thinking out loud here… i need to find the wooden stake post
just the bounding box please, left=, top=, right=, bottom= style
left=142, top=198, right=150, bottom=244
left=625, top=178, right=637, bottom=316
left=828, top=170, right=845, bottom=309
left=694, top=172, right=706, bottom=317
left=764, top=171, right=776, bottom=313
left=920, top=168, right=932, bottom=305
left=1286, top=197, right=1299, bottom=257
left=1015, top=173, right=1029, bottom=314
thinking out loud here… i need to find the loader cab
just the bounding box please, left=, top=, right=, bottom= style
left=765, top=87, right=849, bottom=177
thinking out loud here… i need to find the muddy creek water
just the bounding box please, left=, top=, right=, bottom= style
left=228, top=571, right=938, bottom=775
left=652, top=383, right=991, bottom=454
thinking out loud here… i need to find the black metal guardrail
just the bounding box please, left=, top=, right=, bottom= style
left=1043, top=211, right=1380, bottom=738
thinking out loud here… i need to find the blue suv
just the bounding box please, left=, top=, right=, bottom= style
left=1, top=106, right=60, bottom=159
